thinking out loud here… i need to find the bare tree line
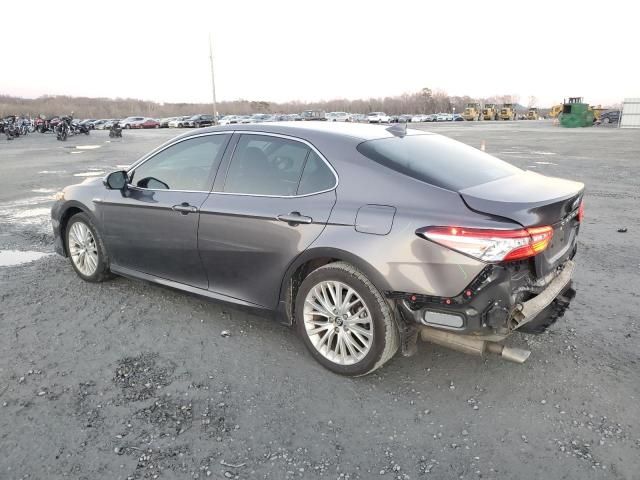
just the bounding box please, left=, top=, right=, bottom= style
left=0, top=89, right=530, bottom=118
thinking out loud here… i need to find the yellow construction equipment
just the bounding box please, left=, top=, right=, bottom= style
left=526, top=107, right=539, bottom=120
left=499, top=103, right=517, bottom=120
left=462, top=103, right=482, bottom=121
left=549, top=104, right=563, bottom=118
left=482, top=104, right=499, bottom=120
left=589, top=105, right=604, bottom=122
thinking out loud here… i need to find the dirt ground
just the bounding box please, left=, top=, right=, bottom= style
left=1, top=122, right=639, bottom=480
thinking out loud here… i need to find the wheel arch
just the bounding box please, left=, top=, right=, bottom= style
left=58, top=201, right=100, bottom=256
left=277, top=247, right=392, bottom=325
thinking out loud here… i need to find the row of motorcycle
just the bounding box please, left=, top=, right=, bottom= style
left=2, top=115, right=122, bottom=141
left=1, top=116, right=33, bottom=140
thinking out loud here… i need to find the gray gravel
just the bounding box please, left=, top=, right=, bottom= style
left=0, top=122, right=639, bottom=479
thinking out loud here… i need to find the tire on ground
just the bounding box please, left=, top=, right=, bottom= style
left=295, top=261, right=399, bottom=376
left=65, top=212, right=114, bottom=283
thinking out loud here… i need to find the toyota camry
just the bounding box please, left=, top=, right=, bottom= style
left=51, top=122, right=584, bottom=375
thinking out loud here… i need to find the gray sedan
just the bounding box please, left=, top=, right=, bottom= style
left=51, top=122, right=584, bottom=375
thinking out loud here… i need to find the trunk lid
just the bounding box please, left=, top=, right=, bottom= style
left=459, top=171, right=584, bottom=277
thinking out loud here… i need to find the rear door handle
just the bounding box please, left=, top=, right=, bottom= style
left=277, top=212, right=313, bottom=225
left=172, top=203, right=198, bottom=214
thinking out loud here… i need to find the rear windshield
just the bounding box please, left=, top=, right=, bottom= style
left=356, top=134, right=522, bottom=191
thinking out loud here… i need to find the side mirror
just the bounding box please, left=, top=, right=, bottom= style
left=104, top=170, right=128, bottom=190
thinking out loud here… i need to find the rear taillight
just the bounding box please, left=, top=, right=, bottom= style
left=577, top=200, right=584, bottom=222
left=417, top=225, right=554, bottom=262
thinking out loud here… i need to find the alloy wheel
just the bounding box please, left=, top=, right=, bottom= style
left=68, top=222, right=99, bottom=276
left=303, top=281, right=373, bottom=365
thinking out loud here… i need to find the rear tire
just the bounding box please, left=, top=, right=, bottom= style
left=295, top=261, right=399, bottom=376
left=65, top=213, right=113, bottom=283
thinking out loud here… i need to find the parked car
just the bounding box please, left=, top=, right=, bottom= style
left=301, top=110, right=326, bottom=121
left=350, top=114, right=367, bottom=123
left=159, top=117, right=178, bottom=128
left=248, top=114, right=274, bottom=123
left=398, top=115, right=413, bottom=123
left=435, top=113, right=450, bottom=122
left=187, top=114, right=215, bottom=128
left=51, top=122, right=584, bottom=375
left=219, top=115, right=242, bottom=125
left=411, top=114, right=427, bottom=123
left=79, top=119, right=96, bottom=129
left=119, top=117, right=146, bottom=129
left=103, top=119, right=121, bottom=130
left=599, top=110, right=620, bottom=124
left=93, top=119, right=109, bottom=130
left=287, top=114, right=303, bottom=121
left=367, top=112, right=390, bottom=123
left=168, top=116, right=192, bottom=128
left=453, top=114, right=465, bottom=121
left=326, top=112, right=351, bottom=122
left=131, top=118, right=160, bottom=129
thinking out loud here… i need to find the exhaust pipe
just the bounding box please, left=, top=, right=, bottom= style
left=419, top=327, right=530, bottom=364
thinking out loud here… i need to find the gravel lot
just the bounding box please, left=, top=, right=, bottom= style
left=1, top=121, right=639, bottom=480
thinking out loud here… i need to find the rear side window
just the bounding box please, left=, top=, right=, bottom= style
left=356, top=134, right=521, bottom=191
left=224, top=135, right=308, bottom=196
left=297, top=151, right=336, bottom=195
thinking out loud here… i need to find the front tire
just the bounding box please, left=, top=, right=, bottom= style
left=295, top=262, right=399, bottom=376
left=66, top=213, right=113, bottom=283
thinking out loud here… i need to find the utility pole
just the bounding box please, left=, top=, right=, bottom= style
left=208, top=33, right=218, bottom=125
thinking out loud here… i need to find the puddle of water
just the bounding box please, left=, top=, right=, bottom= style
left=531, top=151, right=556, bottom=155
left=75, top=145, right=102, bottom=150
left=39, top=170, right=66, bottom=174
left=12, top=207, right=51, bottom=219
left=0, top=196, right=55, bottom=233
left=0, top=250, right=51, bottom=267
left=31, top=188, right=56, bottom=193
left=116, top=164, right=130, bottom=169
left=74, top=171, right=105, bottom=177
left=70, top=151, right=84, bottom=154
left=1, top=195, right=54, bottom=208
left=535, top=161, right=557, bottom=165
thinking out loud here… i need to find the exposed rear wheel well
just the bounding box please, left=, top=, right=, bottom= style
left=285, top=257, right=339, bottom=324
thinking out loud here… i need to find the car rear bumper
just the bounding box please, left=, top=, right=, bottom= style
left=392, top=259, right=576, bottom=336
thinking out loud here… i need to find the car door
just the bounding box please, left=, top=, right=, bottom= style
left=101, top=132, right=231, bottom=288
left=198, top=132, right=338, bottom=308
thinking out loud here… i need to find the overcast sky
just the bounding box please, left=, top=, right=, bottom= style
left=2, top=0, right=636, bottom=107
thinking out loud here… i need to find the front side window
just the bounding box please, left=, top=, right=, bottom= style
left=224, top=135, right=323, bottom=196
left=131, top=134, right=229, bottom=191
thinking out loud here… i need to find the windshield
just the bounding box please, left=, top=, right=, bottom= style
left=357, top=134, right=522, bottom=191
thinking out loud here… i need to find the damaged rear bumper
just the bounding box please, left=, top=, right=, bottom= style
left=392, top=259, right=576, bottom=359
left=510, top=260, right=575, bottom=332
left=393, top=260, right=576, bottom=335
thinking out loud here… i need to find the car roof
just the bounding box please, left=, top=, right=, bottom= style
left=178, top=121, right=433, bottom=142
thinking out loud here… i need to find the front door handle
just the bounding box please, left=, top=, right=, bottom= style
left=277, top=212, right=313, bottom=225
left=172, top=203, right=198, bottom=215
